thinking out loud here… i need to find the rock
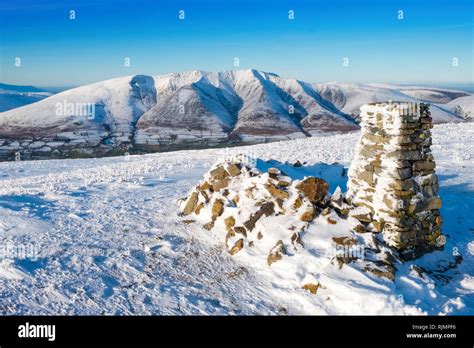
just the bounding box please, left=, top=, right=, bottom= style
left=229, top=238, right=244, bottom=255
left=234, top=226, right=247, bottom=236
left=257, top=231, right=263, bottom=240
left=182, top=219, right=195, bottom=224
left=268, top=167, right=280, bottom=175
left=267, top=240, right=286, bottom=266
left=295, top=177, right=329, bottom=204
left=332, top=236, right=357, bottom=246
left=370, top=220, right=384, bottom=232
left=330, top=186, right=343, bottom=207
left=210, top=166, right=229, bottom=180
left=224, top=216, right=235, bottom=230
left=265, top=183, right=289, bottom=200
left=358, top=170, right=373, bottom=185
left=194, top=202, right=204, bottom=214
left=410, top=265, right=425, bottom=278
left=225, top=229, right=235, bottom=244
left=203, top=221, right=214, bottom=230
left=275, top=198, right=285, bottom=213
left=321, top=207, right=331, bottom=216
left=212, top=178, right=229, bottom=191
left=182, top=192, right=199, bottom=215
left=211, top=199, right=224, bottom=220
left=435, top=234, right=446, bottom=248
left=349, top=207, right=372, bottom=223
left=226, top=163, right=241, bottom=177
left=292, top=196, right=303, bottom=210
left=364, top=265, right=395, bottom=281
left=338, top=207, right=350, bottom=216
left=291, top=232, right=304, bottom=248
left=200, top=181, right=213, bottom=191
left=277, top=179, right=291, bottom=187
left=407, top=197, right=442, bottom=214
left=327, top=217, right=337, bottom=225
left=380, top=251, right=397, bottom=267
left=232, top=195, right=240, bottom=206
left=412, top=160, right=436, bottom=171
left=353, top=224, right=367, bottom=233
left=299, top=205, right=315, bottom=222
left=244, top=202, right=275, bottom=231
left=302, top=283, right=320, bottom=295
left=293, top=160, right=302, bottom=167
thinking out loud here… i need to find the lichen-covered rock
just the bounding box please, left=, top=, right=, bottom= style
left=226, top=163, right=241, bottom=177
left=182, top=192, right=198, bottom=216
left=224, top=216, right=235, bottom=230
left=212, top=178, right=229, bottom=192
left=299, top=205, right=315, bottom=222
left=230, top=238, right=244, bottom=255
left=295, top=177, right=329, bottom=204
left=302, top=283, right=320, bottom=294
left=211, top=199, right=224, bottom=220
left=267, top=240, right=286, bottom=266
left=364, top=264, right=395, bottom=281
left=210, top=166, right=229, bottom=180
left=244, top=202, right=275, bottom=231
left=265, top=183, right=289, bottom=200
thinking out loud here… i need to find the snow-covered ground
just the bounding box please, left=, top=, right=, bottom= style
left=0, top=122, right=472, bottom=315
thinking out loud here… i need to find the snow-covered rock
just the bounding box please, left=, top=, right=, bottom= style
left=179, top=155, right=399, bottom=291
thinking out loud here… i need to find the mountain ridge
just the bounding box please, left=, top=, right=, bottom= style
left=0, top=69, right=471, bottom=161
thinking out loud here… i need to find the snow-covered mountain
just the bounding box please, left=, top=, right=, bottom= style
left=0, top=83, right=53, bottom=112
left=135, top=70, right=358, bottom=151
left=315, top=82, right=470, bottom=122
left=444, top=95, right=474, bottom=120
left=0, top=75, right=157, bottom=159
left=0, top=70, right=470, bottom=160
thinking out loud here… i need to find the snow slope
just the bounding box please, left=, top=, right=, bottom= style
left=0, top=83, right=53, bottom=112
left=444, top=95, right=474, bottom=120
left=315, top=82, right=469, bottom=123
left=0, top=122, right=472, bottom=315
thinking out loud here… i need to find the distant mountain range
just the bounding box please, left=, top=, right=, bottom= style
left=0, top=70, right=472, bottom=160
left=0, top=83, right=53, bottom=112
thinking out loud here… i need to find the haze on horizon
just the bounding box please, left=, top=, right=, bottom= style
left=0, top=0, right=473, bottom=88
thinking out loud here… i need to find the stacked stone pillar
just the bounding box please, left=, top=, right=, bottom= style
left=347, top=102, right=444, bottom=259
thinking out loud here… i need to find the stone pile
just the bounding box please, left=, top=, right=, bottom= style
left=180, top=157, right=336, bottom=258
left=346, top=102, right=444, bottom=259
left=178, top=156, right=400, bottom=286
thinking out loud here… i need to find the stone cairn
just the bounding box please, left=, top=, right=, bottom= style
left=346, top=102, right=444, bottom=259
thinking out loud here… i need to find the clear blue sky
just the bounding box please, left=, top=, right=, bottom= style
left=0, top=0, right=472, bottom=87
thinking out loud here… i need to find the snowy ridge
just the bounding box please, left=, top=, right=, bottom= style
left=444, top=95, right=474, bottom=120
left=0, top=70, right=471, bottom=160
left=315, top=82, right=470, bottom=123
left=0, top=83, right=53, bottom=112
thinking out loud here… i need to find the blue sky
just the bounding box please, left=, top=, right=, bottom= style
left=0, top=0, right=473, bottom=87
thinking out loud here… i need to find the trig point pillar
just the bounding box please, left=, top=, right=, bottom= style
left=347, top=102, right=444, bottom=259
